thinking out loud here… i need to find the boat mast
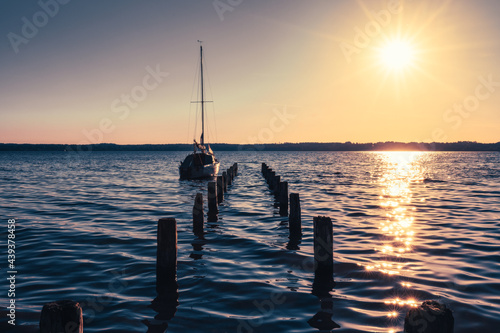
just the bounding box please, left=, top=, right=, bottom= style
left=199, top=40, right=205, bottom=146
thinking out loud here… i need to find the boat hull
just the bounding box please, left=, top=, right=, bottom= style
left=179, top=161, right=220, bottom=180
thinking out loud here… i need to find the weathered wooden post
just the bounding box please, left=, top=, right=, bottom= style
left=289, top=193, right=302, bottom=237
left=217, top=176, right=224, bottom=204
left=267, top=171, right=275, bottom=186
left=313, top=216, right=333, bottom=278
left=193, top=193, right=204, bottom=236
left=279, top=181, right=288, bottom=216
left=273, top=176, right=281, bottom=195
left=222, top=171, right=228, bottom=192
left=261, top=163, right=266, bottom=173
left=229, top=166, right=234, bottom=180
left=233, top=163, right=238, bottom=176
left=404, top=300, right=454, bottom=333
left=207, top=182, right=218, bottom=215
left=40, top=300, right=83, bottom=333
left=264, top=166, right=270, bottom=179
left=156, top=218, right=177, bottom=295
left=226, top=169, right=232, bottom=186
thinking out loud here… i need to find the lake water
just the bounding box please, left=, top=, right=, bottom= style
left=0, top=151, right=499, bottom=332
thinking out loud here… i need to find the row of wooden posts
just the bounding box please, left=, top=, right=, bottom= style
left=261, top=162, right=334, bottom=279
left=204, top=162, right=238, bottom=225
left=38, top=161, right=451, bottom=333
left=261, top=162, right=302, bottom=238
left=39, top=164, right=240, bottom=332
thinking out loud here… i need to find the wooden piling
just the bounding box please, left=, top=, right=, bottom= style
left=261, top=163, right=266, bottom=173
left=40, top=300, right=83, bottom=333
left=156, top=218, right=177, bottom=294
left=207, top=182, right=218, bottom=214
left=279, top=181, right=288, bottom=216
left=222, top=171, right=228, bottom=192
left=313, top=216, right=333, bottom=277
left=233, top=163, right=238, bottom=176
left=264, top=167, right=271, bottom=180
left=217, top=176, right=224, bottom=204
left=273, top=176, right=281, bottom=195
left=193, top=193, right=204, bottom=236
left=289, top=193, right=302, bottom=237
left=226, top=169, right=232, bottom=185
left=404, top=300, right=454, bottom=333
left=268, top=171, right=275, bottom=185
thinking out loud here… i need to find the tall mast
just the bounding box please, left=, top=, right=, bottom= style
left=199, top=41, right=205, bottom=146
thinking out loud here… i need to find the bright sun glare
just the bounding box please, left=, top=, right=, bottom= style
left=379, top=40, right=415, bottom=70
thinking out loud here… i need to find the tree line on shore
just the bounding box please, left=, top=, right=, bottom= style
left=1, top=141, right=499, bottom=152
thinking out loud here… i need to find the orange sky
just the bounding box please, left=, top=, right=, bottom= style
left=1, top=0, right=499, bottom=144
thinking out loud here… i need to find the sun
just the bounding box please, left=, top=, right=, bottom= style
left=378, top=39, right=415, bottom=71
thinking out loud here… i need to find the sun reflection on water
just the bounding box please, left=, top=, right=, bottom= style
left=367, top=152, right=426, bottom=326
left=375, top=152, right=424, bottom=272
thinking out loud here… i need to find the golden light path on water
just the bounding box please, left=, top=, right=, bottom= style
left=366, top=152, right=426, bottom=332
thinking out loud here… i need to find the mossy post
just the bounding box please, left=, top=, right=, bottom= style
left=404, top=300, right=454, bottom=333
left=40, top=300, right=83, bottom=333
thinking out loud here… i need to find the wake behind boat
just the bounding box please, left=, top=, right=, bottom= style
left=179, top=41, right=220, bottom=179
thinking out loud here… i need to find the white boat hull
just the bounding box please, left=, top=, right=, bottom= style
left=179, top=161, right=219, bottom=179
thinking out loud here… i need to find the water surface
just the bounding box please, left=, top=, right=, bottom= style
left=0, top=151, right=499, bottom=332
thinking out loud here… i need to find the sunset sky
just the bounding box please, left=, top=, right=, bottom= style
left=1, top=0, right=499, bottom=144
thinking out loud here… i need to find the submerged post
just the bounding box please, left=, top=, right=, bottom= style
left=156, top=218, right=177, bottom=294
left=313, top=216, right=333, bottom=278
left=208, top=182, right=218, bottom=215
left=193, top=193, right=204, bottom=236
left=279, top=181, right=288, bottom=216
left=222, top=171, right=228, bottom=192
left=217, top=176, right=224, bottom=204
left=289, top=193, right=302, bottom=237
left=404, top=300, right=454, bottom=333
left=40, top=300, right=83, bottom=333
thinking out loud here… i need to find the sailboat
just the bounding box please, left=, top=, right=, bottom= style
left=179, top=41, right=220, bottom=179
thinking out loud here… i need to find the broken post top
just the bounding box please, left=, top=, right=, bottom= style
left=159, top=217, right=176, bottom=224
left=195, top=193, right=203, bottom=206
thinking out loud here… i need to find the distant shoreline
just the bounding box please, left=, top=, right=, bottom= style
left=1, top=142, right=499, bottom=152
